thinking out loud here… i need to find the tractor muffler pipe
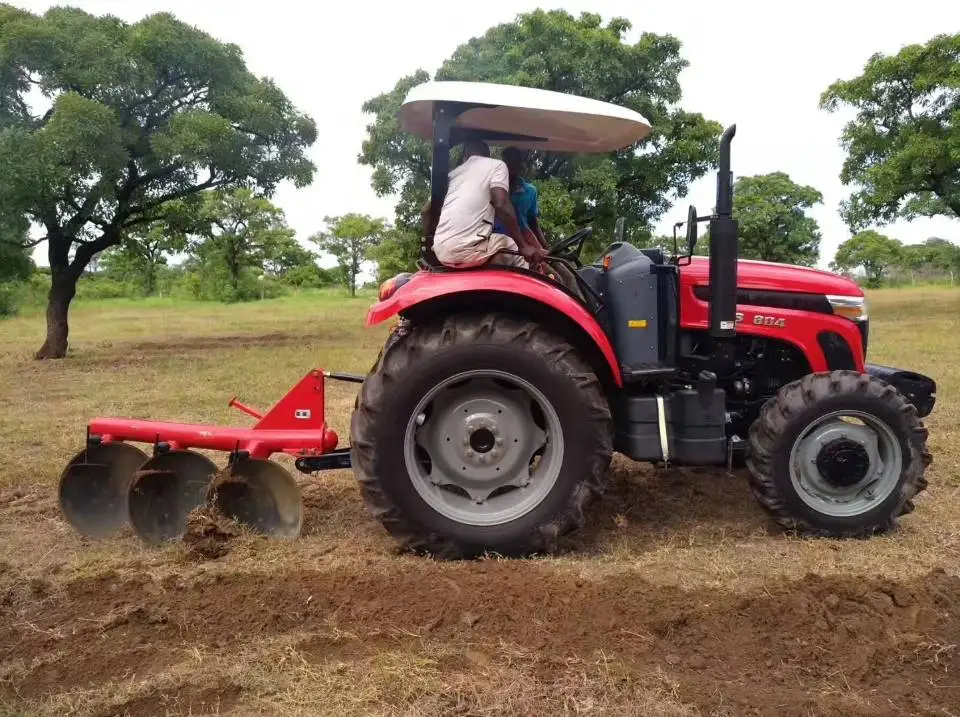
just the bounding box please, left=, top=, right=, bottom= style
left=709, top=124, right=739, bottom=339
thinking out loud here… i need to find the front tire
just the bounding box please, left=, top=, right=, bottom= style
left=350, top=313, right=612, bottom=558
left=747, top=370, right=931, bottom=537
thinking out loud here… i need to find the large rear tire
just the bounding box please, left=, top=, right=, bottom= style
left=350, top=313, right=612, bottom=558
left=746, top=370, right=931, bottom=537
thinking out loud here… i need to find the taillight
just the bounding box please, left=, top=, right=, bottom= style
left=378, top=272, right=413, bottom=301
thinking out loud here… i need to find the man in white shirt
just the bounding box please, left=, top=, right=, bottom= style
left=422, top=142, right=548, bottom=270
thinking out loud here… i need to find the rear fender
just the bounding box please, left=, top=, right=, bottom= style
left=366, top=269, right=623, bottom=387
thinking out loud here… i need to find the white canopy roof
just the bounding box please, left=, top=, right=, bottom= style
left=398, top=81, right=652, bottom=153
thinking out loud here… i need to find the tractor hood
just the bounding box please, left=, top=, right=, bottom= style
left=680, top=256, right=864, bottom=297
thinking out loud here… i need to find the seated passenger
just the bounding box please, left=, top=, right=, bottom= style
left=494, top=146, right=583, bottom=299
left=421, top=141, right=548, bottom=270
left=492, top=146, right=547, bottom=250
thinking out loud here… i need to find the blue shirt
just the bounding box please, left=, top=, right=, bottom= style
left=493, top=179, right=540, bottom=234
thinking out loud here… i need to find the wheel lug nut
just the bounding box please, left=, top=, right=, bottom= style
left=467, top=449, right=474, bottom=457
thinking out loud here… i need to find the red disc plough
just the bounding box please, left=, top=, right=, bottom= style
left=58, top=369, right=361, bottom=545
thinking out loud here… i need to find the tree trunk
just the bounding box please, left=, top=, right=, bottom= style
left=35, top=268, right=77, bottom=359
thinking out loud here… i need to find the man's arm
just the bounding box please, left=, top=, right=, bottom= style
left=492, top=188, right=546, bottom=265
left=488, top=161, right=546, bottom=265
left=529, top=215, right=548, bottom=248
left=528, top=185, right=548, bottom=248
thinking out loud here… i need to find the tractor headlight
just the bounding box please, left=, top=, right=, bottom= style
left=826, top=294, right=868, bottom=322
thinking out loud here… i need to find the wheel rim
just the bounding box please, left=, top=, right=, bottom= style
left=788, top=409, right=903, bottom=518
left=403, top=369, right=565, bottom=527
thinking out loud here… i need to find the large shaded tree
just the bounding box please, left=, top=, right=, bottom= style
left=360, top=10, right=722, bottom=267
left=0, top=6, right=316, bottom=357
left=731, top=172, right=823, bottom=266
left=831, top=230, right=903, bottom=288
left=820, top=32, right=960, bottom=230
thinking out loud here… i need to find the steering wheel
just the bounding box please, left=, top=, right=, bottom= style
left=548, top=226, right=592, bottom=265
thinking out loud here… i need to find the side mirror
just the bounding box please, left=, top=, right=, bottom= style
left=686, top=205, right=698, bottom=254
left=614, top=217, right=625, bottom=243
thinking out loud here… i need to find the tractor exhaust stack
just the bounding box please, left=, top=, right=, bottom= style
left=708, top=124, right=739, bottom=339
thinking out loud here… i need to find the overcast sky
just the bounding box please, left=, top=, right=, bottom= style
left=15, top=0, right=960, bottom=270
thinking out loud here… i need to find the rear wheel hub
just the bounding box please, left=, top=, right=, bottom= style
left=404, top=371, right=564, bottom=527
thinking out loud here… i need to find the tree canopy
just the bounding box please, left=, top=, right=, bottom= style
left=0, top=5, right=316, bottom=356
left=820, top=32, right=960, bottom=230
left=831, top=230, right=903, bottom=287
left=731, top=172, right=823, bottom=266
left=311, top=213, right=387, bottom=296
left=186, top=188, right=301, bottom=302
left=359, top=10, right=722, bottom=268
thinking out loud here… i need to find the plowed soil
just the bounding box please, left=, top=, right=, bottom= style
left=3, top=539, right=960, bottom=716
left=1, top=289, right=958, bottom=716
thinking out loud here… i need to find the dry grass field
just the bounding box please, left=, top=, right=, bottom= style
left=1, top=286, right=959, bottom=716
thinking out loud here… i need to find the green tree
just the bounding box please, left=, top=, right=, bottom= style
left=359, top=10, right=722, bottom=269
left=895, top=237, right=960, bottom=282
left=189, top=188, right=298, bottom=301
left=368, top=225, right=421, bottom=284
left=731, top=172, right=823, bottom=266
left=820, top=32, right=960, bottom=230
left=0, top=6, right=316, bottom=357
left=831, top=230, right=903, bottom=288
left=99, top=221, right=187, bottom=296
left=261, top=236, right=316, bottom=279
left=0, top=215, right=32, bottom=282
left=310, top=214, right=387, bottom=296
left=281, top=264, right=335, bottom=292
left=0, top=215, right=33, bottom=316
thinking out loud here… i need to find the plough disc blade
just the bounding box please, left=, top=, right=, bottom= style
left=128, top=450, right=218, bottom=545
left=210, top=458, right=303, bottom=538
left=58, top=442, right=150, bottom=539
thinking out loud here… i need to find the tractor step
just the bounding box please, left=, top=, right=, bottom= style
left=621, top=366, right=676, bottom=383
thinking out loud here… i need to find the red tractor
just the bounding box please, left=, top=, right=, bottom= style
left=58, top=81, right=936, bottom=558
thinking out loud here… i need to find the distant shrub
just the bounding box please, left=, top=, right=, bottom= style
left=0, top=281, right=24, bottom=317
left=75, top=275, right=137, bottom=300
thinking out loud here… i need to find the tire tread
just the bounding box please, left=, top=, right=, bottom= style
left=350, top=313, right=613, bottom=558
left=746, top=369, right=932, bottom=537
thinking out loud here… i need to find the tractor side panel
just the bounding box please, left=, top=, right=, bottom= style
left=678, top=281, right=865, bottom=372
left=602, top=245, right=660, bottom=372
left=365, top=270, right=624, bottom=386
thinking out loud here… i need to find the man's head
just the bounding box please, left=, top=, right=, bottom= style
left=462, top=141, right=490, bottom=160
left=501, top=147, right=524, bottom=176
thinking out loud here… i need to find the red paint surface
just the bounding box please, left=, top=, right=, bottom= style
left=90, top=370, right=339, bottom=459
left=366, top=258, right=867, bottom=380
